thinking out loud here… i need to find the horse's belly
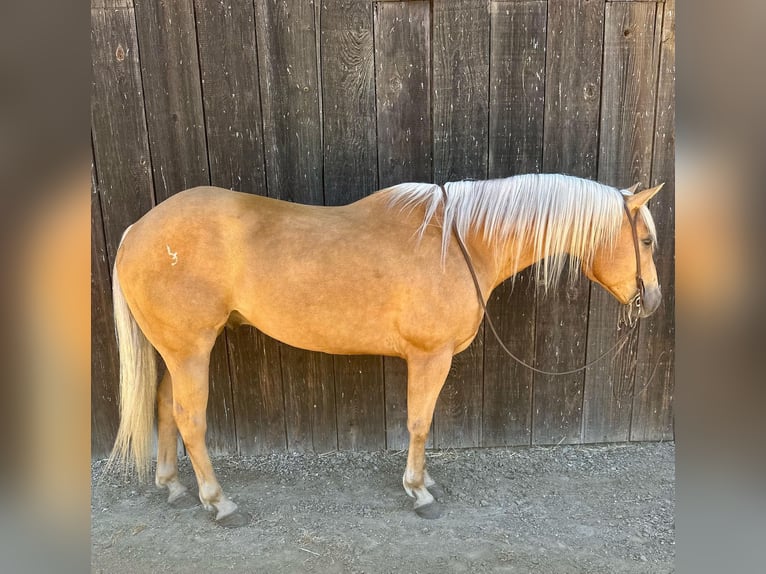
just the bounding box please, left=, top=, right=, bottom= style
left=236, top=299, right=402, bottom=357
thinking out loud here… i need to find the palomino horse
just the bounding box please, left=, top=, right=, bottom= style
left=108, top=174, right=663, bottom=526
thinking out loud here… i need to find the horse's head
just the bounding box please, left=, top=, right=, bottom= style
left=584, top=183, right=665, bottom=320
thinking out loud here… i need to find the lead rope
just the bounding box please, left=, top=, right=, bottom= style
left=439, top=185, right=638, bottom=377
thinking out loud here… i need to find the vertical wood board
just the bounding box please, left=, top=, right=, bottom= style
left=584, top=0, right=662, bottom=443
left=91, top=158, right=120, bottom=457
left=90, top=5, right=155, bottom=262
left=133, top=0, right=209, bottom=200
left=632, top=0, right=675, bottom=441
left=254, top=0, right=324, bottom=204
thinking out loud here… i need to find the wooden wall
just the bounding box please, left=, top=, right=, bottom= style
left=91, top=0, right=675, bottom=457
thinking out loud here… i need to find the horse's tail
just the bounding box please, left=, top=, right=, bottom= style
left=106, top=226, right=157, bottom=482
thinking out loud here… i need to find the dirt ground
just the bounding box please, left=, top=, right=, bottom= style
left=91, top=442, right=674, bottom=573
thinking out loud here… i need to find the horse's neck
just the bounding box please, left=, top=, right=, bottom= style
left=465, top=218, right=565, bottom=290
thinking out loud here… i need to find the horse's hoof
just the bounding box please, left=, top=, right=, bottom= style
left=216, top=511, right=251, bottom=528
left=427, top=483, right=446, bottom=501
left=168, top=491, right=198, bottom=509
left=414, top=501, right=443, bottom=520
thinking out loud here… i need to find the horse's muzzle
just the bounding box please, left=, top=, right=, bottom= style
left=640, top=285, right=662, bottom=317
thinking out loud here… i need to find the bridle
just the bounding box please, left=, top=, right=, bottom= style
left=440, top=184, right=646, bottom=376
left=620, top=200, right=646, bottom=329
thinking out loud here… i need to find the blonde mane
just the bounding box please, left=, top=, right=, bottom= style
left=388, top=174, right=656, bottom=290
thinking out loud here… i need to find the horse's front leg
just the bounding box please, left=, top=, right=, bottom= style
left=403, top=350, right=452, bottom=519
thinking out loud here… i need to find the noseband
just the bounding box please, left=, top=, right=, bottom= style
left=620, top=199, right=646, bottom=329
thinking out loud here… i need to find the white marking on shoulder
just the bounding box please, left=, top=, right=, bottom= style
left=166, top=244, right=178, bottom=266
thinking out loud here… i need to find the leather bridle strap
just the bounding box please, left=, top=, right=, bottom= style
left=622, top=199, right=645, bottom=306
left=439, top=184, right=637, bottom=377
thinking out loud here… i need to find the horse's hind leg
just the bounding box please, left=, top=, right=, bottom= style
left=167, top=351, right=248, bottom=527
left=403, top=351, right=452, bottom=519
left=155, top=370, right=195, bottom=507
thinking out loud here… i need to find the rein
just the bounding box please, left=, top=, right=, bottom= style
left=439, top=184, right=643, bottom=377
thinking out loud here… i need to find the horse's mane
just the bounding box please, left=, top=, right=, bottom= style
left=387, top=174, right=656, bottom=290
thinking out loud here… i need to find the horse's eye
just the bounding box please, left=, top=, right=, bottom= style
left=642, top=238, right=653, bottom=247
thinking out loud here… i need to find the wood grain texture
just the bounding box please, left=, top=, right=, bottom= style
left=133, top=0, right=209, bottom=201
left=91, top=158, right=120, bottom=457
left=432, top=0, right=489, bottom=183
left=533, top=0, right=604, bottom=445
left=583, top=0, right=662, bottom=443
left=226, top=328, right=286, bottom=454
left=631, top=0, right=675, bottom=441
left=334, top=357, right=386, bottom=450
left=374, top=0, right=433, bottom=450
left=488, top=0, right=546, bottom=176
left=321, top=0, right=378, bottom=202
left=374, top=0, right=432, bottom=185
left=430, top=0, right=489, bottom=448
left=281, top=348, right=338, bottom=452
left=383, top=357, right=412, bottom=450
left=90, top=5, right=154, bottom=263
left=193, top=0, right=267, bottom=194
left=254, top=0, right=323, bottom=204
left=483, top=0, right=547, bottom=446
left=542, top=0, right=604, bottom=178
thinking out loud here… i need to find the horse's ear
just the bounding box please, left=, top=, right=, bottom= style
left=626, top=183, right=664, bottom=211
left=625, top=182, right=641, bottom=195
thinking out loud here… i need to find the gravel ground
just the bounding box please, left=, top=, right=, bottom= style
left=92, top=442, right=674, bottom=573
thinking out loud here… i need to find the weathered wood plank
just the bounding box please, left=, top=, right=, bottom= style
left=226, top=328, right=286, bottom=454
left=90, top=5, right=154, bottom=263
left=193, top=0, right=267, bottom=195
left=91, top=156, right=120, bottom=458
left=334, top=357, right=386, bottom=451
left=133, top=0, right=208, bottom=201
left=534, top=0, right=604, bottom=445
left=383, top=357, right=410, bottom=450
left=431, top=0, right=489, bottom=449
left=542, top=0, right=604, bottom=179
left=488, top=0, right=546, bottom=176
left=632, top=0, right=674, bottom=442
left=281, top=348, right=338, bottom=452
left=374, top=0, right=432, bottom=451
left=374, top=0, right=432, bottom=185
left=432, top=0, right=489, bottom=183
left=254, top=0, right=323, bottom=204
left=483, top=0, right=547, bottom=447
left=322, top=0, right=385, bottom=451
left=583, top=0, right=662, bottom=443
left=321, top=0, right=378, bottom=202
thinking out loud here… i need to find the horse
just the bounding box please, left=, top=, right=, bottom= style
left=107, top=173, right=664, bottom=526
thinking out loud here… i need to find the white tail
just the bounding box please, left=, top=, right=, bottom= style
left=106, top=229, right=157, bottom=482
